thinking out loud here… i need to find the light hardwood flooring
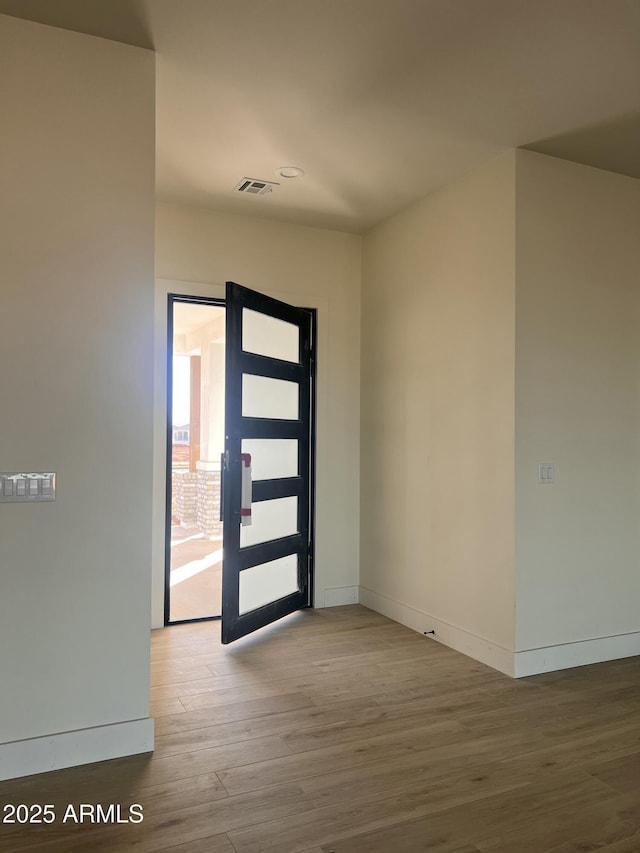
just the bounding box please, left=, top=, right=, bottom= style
left=3, top=605, right=640, bottom=852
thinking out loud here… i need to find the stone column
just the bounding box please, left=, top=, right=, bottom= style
left=196, top=460, right=222, bottom=539
left=172, top=469, right=198, bottom=528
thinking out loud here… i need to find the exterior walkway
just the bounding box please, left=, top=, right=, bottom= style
left=169, top=527, right=222, bottom=621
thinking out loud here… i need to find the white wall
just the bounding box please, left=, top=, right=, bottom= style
left=360, top=153, right=517, bottom=674
left=514, top=150, right=640, bottom=674
left=153, top=202, right=361, bottom=626
left=360, top=148, right=640, bottom=678
left=0, top=16, right=155, bottom=778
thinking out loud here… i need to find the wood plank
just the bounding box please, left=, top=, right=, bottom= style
left=154, top=696, right=376, bottom=757
left=228, top=772, right=616, bottom=852
left=477, top=789, right=640, bottom=852
left=588, top=751, right=640, bottom=793
left=149, top=697, right=186, bottom=718
left=154, top=691, right=314, bottom=736
left=217, top=718, right=467, bottom=795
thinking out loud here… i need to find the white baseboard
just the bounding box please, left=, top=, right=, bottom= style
left=515, top=632, right=640, bottom=678
left=357, top=587, right=640, bottom=678
left=358, top=586, right=515, bottom=677
left=322, top=586, right=360, bottom=607
left=0, top=717, right=154, bottom=782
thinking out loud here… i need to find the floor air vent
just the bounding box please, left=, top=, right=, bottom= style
left=234, top=178, right=279, bottom=196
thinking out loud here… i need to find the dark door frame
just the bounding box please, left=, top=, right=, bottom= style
left=164, top=293, right=226, bottom=626
left=164, top=291, right=317, bottom=629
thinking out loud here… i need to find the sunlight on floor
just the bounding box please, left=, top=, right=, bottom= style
left=170, top=531, right=206, bottom=548
left=170, top=548, right=223, bottom=587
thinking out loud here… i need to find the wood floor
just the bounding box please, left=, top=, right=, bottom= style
left=3, top=605, right=640, bottom=852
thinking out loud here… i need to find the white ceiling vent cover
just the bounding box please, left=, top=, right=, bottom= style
left=234, top=177, right=279, bottom=196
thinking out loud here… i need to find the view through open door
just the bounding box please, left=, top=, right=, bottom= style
left=221, top=282, right=315, bottom=643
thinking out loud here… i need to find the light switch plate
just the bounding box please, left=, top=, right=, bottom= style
left=0, top=472, right=56, bottom=502
left=537, top=462, right=554, bottom=484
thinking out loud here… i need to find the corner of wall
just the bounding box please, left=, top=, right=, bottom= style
left=0, top=719, right=154, bottom=783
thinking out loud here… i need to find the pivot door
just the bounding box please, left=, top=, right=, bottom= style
left=221, top=282, right=315, bottom=644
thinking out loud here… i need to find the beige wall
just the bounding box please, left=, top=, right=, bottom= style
left=153, top=202, right=361, bottom=625
left=515, top=150, right=640, bottom=668
left=0, top=16, right=155, bottom=774
left=360, top=148, right=640, bottom=677
left=360, top=153, right=517, bottom=672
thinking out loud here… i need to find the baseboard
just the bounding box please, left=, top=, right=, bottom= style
left=358, top=586, right=515, bottom=677
left=322, top=586, right=360, bottom=607
left=0, top=717, right=154, bottom=782
left=514, top=632, right=640, bottom=678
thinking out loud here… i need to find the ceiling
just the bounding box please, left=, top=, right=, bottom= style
left=173, top=301, right=225, bottom=338
left=2, top=0, right=639, bottom=233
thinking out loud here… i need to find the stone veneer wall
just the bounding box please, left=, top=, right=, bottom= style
left=197, top=463, right=222, bottom=539
left=172, top=468, right=197, bottom=527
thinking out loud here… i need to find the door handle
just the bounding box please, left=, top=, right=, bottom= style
left=220, top=451, right=227, bottom=522
left=240, top=452, right=252, bottom=526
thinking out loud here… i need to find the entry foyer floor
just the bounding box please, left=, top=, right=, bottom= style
left=3, top=606, right=640, bottom=851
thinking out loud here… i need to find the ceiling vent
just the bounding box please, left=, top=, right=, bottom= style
left=234, top=177, right=279, bottom=196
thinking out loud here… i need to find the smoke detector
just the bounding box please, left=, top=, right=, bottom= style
left=234, top=178, right=279, bottom=196
left=276, top=166, right=305, bottom=179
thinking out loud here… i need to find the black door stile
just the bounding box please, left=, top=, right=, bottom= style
left=221, top=282, right=315, bottom=644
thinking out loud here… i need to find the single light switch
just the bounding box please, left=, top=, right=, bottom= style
left=29, top=479, right=39, bottom=495
left=3, top=479, right=14, bottom=496
left=16, top=478, right=26, bottom=495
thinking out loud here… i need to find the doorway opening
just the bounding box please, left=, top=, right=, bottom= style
left=164, top=283, right=317, bottom=641
left=165, top=296, right=226, bottom=624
